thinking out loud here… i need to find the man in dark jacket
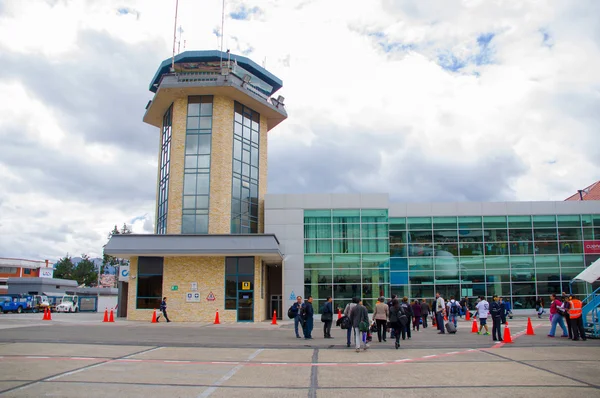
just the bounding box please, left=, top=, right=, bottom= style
left=321, top=296, right=334, bottom=339
left=156, top=296, right=170, bottom=323
left=303, top=296, right=314, bottom=340
left=490, top=295, right=503, bottom=341
left=420, top=299, right=429, bottom=328
left=400, top=297, right=413, bottom=340
left=290, top=296, right=304, bottom=338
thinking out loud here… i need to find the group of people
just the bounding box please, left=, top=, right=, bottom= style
left=546, top=293, right=587, bottom=341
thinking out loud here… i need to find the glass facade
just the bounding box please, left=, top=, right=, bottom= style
left=182, top=96, right=213, bottom=234
left=305, top=211, right=600, bottom=312
left=303, top=209, right=390, bottom=312
left=231, top=102, right=260, bottom=234
left=156, top=105, right=172, bottom=234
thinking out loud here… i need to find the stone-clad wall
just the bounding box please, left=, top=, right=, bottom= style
left=126, top=255, right=266, bottom=322
left=166, top=98, right=187, bottom=234
left=208, top=95, right=234, bottom=234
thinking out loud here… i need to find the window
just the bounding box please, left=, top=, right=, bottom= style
left=136, top=257, right=163, bottom=309
left=182, top=96, right=213, bottom=234
left=157, top=104, right=173, bottom=234
left=231, top=102, right=260, bottom=233
left=24, top=268, right=31, bottom=275
left=225, top=257, right=255, bottom=321
left=0, top=267, right=17, bottom=274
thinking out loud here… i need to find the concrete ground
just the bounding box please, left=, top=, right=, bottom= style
left=0, top=313, right=598, bottom=397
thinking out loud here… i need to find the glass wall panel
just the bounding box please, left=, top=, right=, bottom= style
left=304, top=269, right=333, bottom=284
left=509, top=242, right=534, bottom=255
left=361, top=223, right=388, bottom=238
left=461, top=256, right=487, bottom=270
left=332, top=239, right=361, bottom=253
left=390, top=258, right=408, bottom=271
left=408, top=231, right=433, bottom=243
left=483, top=216, right=507, bottom=229
left=483, top=229, right=508, bottom=243
left=557, top=215, right=580, bottom=228
left=486, top=283, right=510, bottom=296
left=434, top=243, right=459, bottom=256
left=361, top=239, right=389, bottom=253
left=408, top=258, right=433, bottom=270
left=459, top=231, right=483, bottom=242
left=435, top=284, right=461, bottom=300
left=391, top=286, right=409, bottom=298
left=557, top=228, right=582, bottom=241
left=333, top=254, right=361, bottom=268
left=410, top=285, right=434, bottom=298
left=559, top=241, right=582, bottom=254
left=535, top=241, right=558, bottom=255
left=333, top=223, right=361, bottom=238
left=332, top=209, right=360, bottom=223
left=513, top=296, right=536, bottom=309
left=433, top=230, right=459, bottom=242
left=461, top=269, right=485, bottom=283
left=487, top=268, right=510, bottom=283
left=570, top=282, right=589, bottom=296
left=433, top=217, right=457, bottom=229
left=535, top=255, right=559, bottom=269
left=459, top=243, right=484, bottom=256
left=434, top=258, right=459, bottom=281
left=583, top=228, right=595, bottom=239
left=560, top=255, right=585, bottom=268
left=533, top=215, right=556, bottom=228
left=458, top=216, right=482, bottom=230
left=533, top=228, right=558, bottom=241
left=362, top=254, right=389, bottom=268
left=304, top=223, right=332, bottom=239
left=304, top=254, right=333, bottom=269
left=391, top=272, right=408, bottom=285
left=409, top=270, right=434, bottom=284
left=582, top=215, right=593, bottom=227
left=389, top=218, right=406, bottom=230
left=304, top=239, right=332, bottom=254
left=508, top=216, right=532, bottom=229
left=512, top=283, right=536, bottom=296
left=508, top=229, right=533, bottom=241
left=408, top=243, right=434, bottom=256
left=304, top=210, right=331, bottom=223
left=361, top=209, right=388, bottom=223
left=407, top=217, right=432, bottom=230
left=560, top=268, right=585, bottom=281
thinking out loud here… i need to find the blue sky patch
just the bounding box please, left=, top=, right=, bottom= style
left=230, top=5, right=261, bottom=21
left=367, top=31, right=416, bottom=54
left=438, top=32, right=495, bottom=72
left=540, top=28, right=553, bottom=48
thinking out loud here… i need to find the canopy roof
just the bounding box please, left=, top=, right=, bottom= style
left=573, top=258, right=600, bottom=284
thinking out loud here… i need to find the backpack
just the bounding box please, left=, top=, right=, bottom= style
left=339, top=315, right=352, bottom=329
left=451, top=302, right=460, bottom=315
left=288, top=306, right=295, bottom=319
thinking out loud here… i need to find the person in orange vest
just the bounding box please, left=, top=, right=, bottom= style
left=568, top=294, right=586, bottom=341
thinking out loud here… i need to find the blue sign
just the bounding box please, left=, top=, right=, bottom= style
left=289, top=291, right=296, bottom=300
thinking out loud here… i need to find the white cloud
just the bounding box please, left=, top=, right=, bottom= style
left=0, top=0, right=598, bottom=261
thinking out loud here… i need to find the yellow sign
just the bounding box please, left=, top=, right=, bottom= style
left=241, top=282, right=251, bottom=290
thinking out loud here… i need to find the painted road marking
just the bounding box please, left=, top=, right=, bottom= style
left=26, top=356, right=50, bottom=359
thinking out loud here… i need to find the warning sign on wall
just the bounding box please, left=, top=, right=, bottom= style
left=206, top=291, right=216, bottom=301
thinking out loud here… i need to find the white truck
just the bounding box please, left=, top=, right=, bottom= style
left=55, top=295, right=79, bottom=313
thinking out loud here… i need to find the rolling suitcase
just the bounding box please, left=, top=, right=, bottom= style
left=445, top=322, right=457, bottom=334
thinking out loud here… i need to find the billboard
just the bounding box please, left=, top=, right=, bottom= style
left=39, top=268, right=54, bottom=278
left=584, top=241, right=600, bottom=254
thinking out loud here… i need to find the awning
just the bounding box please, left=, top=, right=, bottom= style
left=104, top=234, right=283, bottom=264
left=573, top=258, right=600, bottom=284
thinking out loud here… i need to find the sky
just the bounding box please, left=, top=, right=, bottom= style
left=0, top=0, right=598, bottom=262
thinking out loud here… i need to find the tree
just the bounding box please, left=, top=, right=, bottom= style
left=120, top=223, right=132, bottom=235
left=101, top=223, right=131, bottom=287
left=54, top=256, right=75, bottom=280
left=73, top=254, right=98, bottom=286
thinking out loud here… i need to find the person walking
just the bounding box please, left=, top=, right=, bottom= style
left=460, top=296, right=468, bottom=318
left=547, top=293, right=568, bottom=338
left=343, top=297, right=359, bottom=347
left=411, top=299, right=422, bottom=331
left=568, top=295, right=587, bottom=341
left=476, top=296, right=490, bottom=335
left=499, top=297, right=507, bottom=325
left=303, top=296, right=314, bottom=340
left=435, top=292, right=446, bottom=334
left=448, top=296, right=460, bottom=328
left=420, top=299, right=430, bottom=328
left=490, top=295, right=503, bottom=341
left=562, top=294, right=573, bottom=339
left=536, top=297, right=545, bottom=318
left=321, top=296, right=334, bottom=339
left=388, top=298, right=404, bottom=349
left=290, top=296, right=304, bottom=338
left=156, top=296, right=170, bottom=323
left=372, top=296, right=389, bottom=342
left=400, top=297, right=413, bottom=340
left=349, top=298, right=369, bottom=352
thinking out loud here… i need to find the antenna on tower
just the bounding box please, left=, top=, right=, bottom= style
left=220, top=0, right=226, bottom=67
left=171, top=0, right=179, bottom=72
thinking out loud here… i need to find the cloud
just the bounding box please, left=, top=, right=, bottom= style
left=0, top=0, right=598, bottom=262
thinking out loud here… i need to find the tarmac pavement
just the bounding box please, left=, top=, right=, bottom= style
left=0, top=313, right=598, bottom=397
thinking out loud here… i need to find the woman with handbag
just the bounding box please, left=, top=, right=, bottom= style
left=372, top=296, right=389, bottom=342
left=321, top=296, right=334, bottom=339
left=388, top=298, right=406, bottom=349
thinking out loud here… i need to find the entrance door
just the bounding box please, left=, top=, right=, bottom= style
left=238, top=291, right=253, bottom=322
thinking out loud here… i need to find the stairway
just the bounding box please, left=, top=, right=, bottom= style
left=582, top=287, right=600, bottom=338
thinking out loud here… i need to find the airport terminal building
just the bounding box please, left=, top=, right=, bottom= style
left=105, top=50, right=600, bottom=322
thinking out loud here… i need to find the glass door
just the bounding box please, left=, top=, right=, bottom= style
left=238, top=291, right=253, bottom=321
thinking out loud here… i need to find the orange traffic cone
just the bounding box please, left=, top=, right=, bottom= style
left=471, top=320, right=478, bottom=333
left=214, top=309, right=220, bottom=325
left=47, top=308, right=52, bottom=321
left=337, top=309, right=342, bottom=320
left=526, top=317, right=535, bottom=335
left=466, top=310, right=471, bottom=321
left=42, top=308, right=49, bottom=320
left=444, top=313, right=448, bottom=321
left=271, top=310, right=278, bottom=325
left=109, top=309, right=115, bottom=323
left=503, top=323, right=513, bottom=343
left=151, top=309, right=157, bottom=323
left=103, top=308, right=109, bottom=322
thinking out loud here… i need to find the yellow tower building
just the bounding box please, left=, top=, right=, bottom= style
left=106, top=51, right=287, bottom=322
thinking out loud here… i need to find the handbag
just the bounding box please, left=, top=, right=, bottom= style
left=321, top=312, right=333, bottom=322
left=359, top=320, right=369, bottom=333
